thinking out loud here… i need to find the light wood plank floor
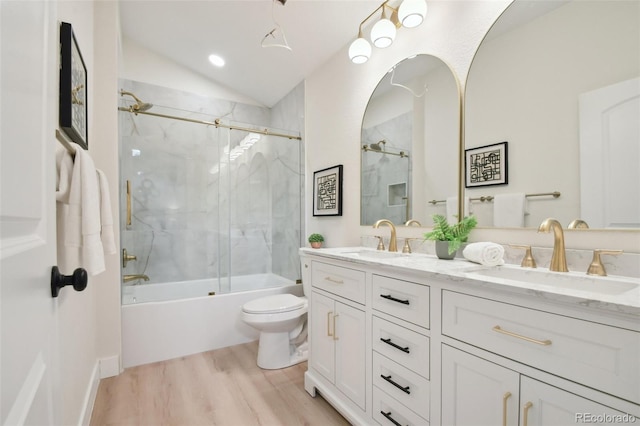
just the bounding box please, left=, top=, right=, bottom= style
left=90, top=341, right=350, bottom=426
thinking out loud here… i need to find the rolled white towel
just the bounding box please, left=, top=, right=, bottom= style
left=463, top=242, right=505, bottom=266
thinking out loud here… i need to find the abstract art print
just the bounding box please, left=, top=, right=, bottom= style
left=465, top=142, right=508, bottom=187
left=313, top=165, right=343, bottom=216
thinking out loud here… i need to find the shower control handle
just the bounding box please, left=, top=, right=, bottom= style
left=122, top=248, right=137, bottom=268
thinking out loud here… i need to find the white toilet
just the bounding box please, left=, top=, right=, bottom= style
left=241, top=276, right=310, bottom=369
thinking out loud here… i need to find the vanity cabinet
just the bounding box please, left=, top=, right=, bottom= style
left=310, top=291, right=366, bottom=409
left=306, top=259, right=367, bottom=417
left=301, top=249, right=639, bottom=425
left=442, top=345, right=629, bottom=425
left=441, top=290, right=640, bottom=403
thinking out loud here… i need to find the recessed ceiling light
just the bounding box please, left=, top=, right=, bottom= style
left=208, top=54, right=225, bottom=67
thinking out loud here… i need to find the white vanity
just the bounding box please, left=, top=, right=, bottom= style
left=300, top=247, right=640, bottom=426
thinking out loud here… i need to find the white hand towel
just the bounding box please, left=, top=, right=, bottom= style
left=463, top=242, right=505, bottom=266
left=446, top=197, right=471, bottom=223
left=97, top=169, right=117, bottom=255
left=493, top=193, right=526, bottom=227
left=55, top=145, right=74, bottom=203
left=64, top=146, right=105, bottom=275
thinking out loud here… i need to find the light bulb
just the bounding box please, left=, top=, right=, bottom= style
left=348, top=37, right=372, bottom=64
left=398, top=0, right=427, bottom=28
left=370, top=18, right=396, bottom=48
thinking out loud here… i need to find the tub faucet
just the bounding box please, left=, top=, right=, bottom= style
left=123, top=274, right=150, bottom=283
left=373, top=219, right=398, bottom=252
left=537, top=218, right=568, bottom=272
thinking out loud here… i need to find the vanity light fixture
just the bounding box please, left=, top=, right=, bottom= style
left=348, top=0, right=427, bottom=64
left=370, top=5, right=397, bottom=48
left=398, top=0, right=427, bottom=28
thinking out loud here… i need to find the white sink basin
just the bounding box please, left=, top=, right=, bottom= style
left=466, top=266, right=639, bottom=295
left=338, top=249, right=407, bottom=260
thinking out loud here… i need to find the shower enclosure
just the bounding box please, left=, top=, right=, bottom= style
left=118, top=81, right=303, bottom=304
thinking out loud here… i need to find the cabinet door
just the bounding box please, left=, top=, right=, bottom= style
left=310, top=291, right=336, bottom=382
left=520, top=377, right=629, bottom=426
left=334, top=301, right=366, bottom=410
left=442, top=345, right=519, bottom=426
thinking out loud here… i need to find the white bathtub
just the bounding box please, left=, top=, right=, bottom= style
left=121, top=273, right=294, bottom=304
left=121, top=273, right=302, bottom=368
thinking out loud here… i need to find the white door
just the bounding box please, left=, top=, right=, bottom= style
left=579, top=77, right=640, bottom=228
left=441, top=345, right=519, bottom=426
left=1, top=2, right=59, bottom=424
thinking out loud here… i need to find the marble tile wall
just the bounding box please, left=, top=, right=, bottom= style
left=361, top=113, right=412, bottom=225
left=119, top=80, right=303, bottom=294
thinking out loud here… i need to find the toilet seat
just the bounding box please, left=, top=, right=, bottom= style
left=242, top=294, right=306, bottom=314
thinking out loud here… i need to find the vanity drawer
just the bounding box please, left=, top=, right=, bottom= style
left=311, top=261, right=365, bottom=304
left=372, top=275, right=430, bottom=329
left=373, top=352, right=430, bottom=420
left=373, top=386, right=429, bottom=426
left=373, top=316, right=430, bottom=379
left=442, top=290, right=640, bottom=403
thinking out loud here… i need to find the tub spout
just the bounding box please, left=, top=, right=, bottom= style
left=123, top=274, right=150, bottom=283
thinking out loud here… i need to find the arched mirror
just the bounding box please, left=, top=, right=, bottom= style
left=465, top=0, right=640, bottom=229
left=360, top=54, right=461, bottom=226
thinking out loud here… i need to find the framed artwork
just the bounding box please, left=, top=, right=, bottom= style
left=313, top=165, right=343, bottom=216
left=465, top=141, right=508, bottom=187
left=59, top=22, right=88, bottom=150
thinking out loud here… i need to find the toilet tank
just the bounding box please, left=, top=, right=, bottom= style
left=300, top=254, right=311, bottom=297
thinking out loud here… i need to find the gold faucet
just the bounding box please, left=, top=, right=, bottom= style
left=537, top=218, right=568, bottom=272
left=402, top=220, right=422, bottom=253
left=568, top=219, right=589, bottom=229
left=373, top=219, right=398, bottom=252
left=123, top=274, right=150, bottom=283
left=587, top=249, right=623, bottom=276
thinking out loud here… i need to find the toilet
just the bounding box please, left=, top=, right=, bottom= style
left=241, top=275, right=310, bottom=369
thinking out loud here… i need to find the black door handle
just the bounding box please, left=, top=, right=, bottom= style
left=51, top=266, right=88, bottom=297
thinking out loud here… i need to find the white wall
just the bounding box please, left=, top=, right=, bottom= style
left=121, top=37, right=263, bottom=106
left=304, top=0, right=640, bottom=253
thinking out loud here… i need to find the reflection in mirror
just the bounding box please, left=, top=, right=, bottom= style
left=465, top=0, right=640, bottom=229
left=361, top=54, right=460, bottom=226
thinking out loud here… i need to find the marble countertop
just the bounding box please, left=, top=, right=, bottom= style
left=300, top=247, right=640, bottom=316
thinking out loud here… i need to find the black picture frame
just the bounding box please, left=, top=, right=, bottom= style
left=59, top=22, right=88, bottom=150
left=313, top=165, right=343, bottom=216
left=465, top=141, right=508, bottom=187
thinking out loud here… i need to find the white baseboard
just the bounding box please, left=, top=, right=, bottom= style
left=99, top=355, right=121, bottom=378
left=79, top=361, right=100, bottom=426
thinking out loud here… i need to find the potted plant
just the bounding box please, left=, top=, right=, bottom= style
left=308, top=233, right=324, bottom=249
left=424, top=214, right=477, bottom=259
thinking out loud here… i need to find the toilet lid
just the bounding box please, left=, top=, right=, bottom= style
left=243, top=294, right=306, bottom=314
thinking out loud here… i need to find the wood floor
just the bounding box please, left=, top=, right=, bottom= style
left=90, top=341, right=350, bottom=426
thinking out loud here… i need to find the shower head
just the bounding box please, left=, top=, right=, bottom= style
left=369, top=140, right=386, bottom=152
left=120, top=90, right=153, bottom=112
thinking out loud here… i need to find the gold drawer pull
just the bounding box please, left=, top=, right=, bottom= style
left=502, top=392, right=511, bottom=426
left=492, top=325, right=552, bottom=346
left=324, top=276, right=344, bottom=284
left=523, top=401, right=533, bottom=426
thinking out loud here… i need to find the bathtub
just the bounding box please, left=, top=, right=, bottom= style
left=121, top=273, right=303, bottom=368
